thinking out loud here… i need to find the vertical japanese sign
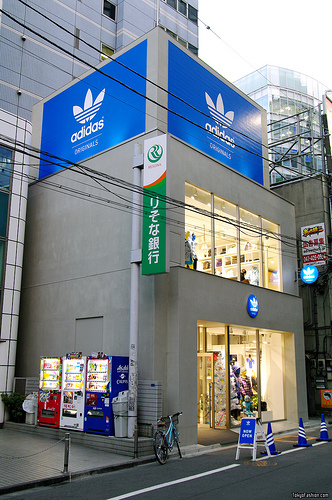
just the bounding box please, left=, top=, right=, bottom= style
left=142, top=134, right=169, bottom=275
left=301, top=223, right=327, bottom=266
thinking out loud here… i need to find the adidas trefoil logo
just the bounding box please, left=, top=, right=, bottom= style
left=303, top=266, right=315, bottom=278
left=71, top=88, right=105, bottom=144
left=205, top=92, right=234, bottom=128
left=73, top=88, right=105, bottom=124
left=250, top=297, right=258, bottom=310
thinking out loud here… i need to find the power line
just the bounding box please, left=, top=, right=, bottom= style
left=1, top=5, right=326, bottom=180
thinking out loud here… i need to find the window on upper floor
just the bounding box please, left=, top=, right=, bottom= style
left=103, top=0, right=116, bottom=21
left=101, top=43, right=114, bottom=61
left=188, top=5, right=198, bottom=24
left=162, top=0, right=198, bottom=25
left=178, top=0, right=187, bottom=16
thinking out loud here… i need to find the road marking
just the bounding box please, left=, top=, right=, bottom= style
left=106, top=463, right=240, bottom=500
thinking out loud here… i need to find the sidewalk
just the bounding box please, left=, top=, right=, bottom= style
left=0, top=427, right=154, bottom=495
left=0, top=418, right=323, bottom=495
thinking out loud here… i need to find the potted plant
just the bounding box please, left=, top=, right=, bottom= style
left=1, top=393, right=26, bottom=423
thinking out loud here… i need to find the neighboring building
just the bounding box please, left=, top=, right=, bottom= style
left=0, top=0, right=198, bottom=122
left=0, top=110, right=31, bottom=424
left=234, top=65, right=328, bottom=185
left=272, top=175, right=332, bottom=416
left=14, top=28, right=307, bottom=442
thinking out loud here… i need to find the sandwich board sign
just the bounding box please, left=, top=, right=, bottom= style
left=236, top=418, right=270, bottom=461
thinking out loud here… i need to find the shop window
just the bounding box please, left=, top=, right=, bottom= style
left=185, top=183, right=281, bottom=290
left=185, top=184, right=212, bottom=273
left=262, top=218, right=281, bottom=291
left=239, top=208, right=261, bottom=286
left=103, top=0, right=116, bottom=21
left=259, top=331, right=285, bottom=420
left=214, top=196, right=238, bottom=281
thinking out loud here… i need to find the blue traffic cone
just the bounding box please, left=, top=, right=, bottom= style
left=293, top=417, right=312, bottom=447
left=261, top=422, right=281, bottom=455
left=316, top=414, right=332, bottom=442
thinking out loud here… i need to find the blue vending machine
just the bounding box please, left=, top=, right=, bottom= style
left=84, top=355, right=128, bottom=435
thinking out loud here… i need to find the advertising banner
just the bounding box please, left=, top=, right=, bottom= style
left=301, top=223, right=327, bottom=266
left=39, top=41, right=147, bottom=179
left=142, top=134, right=169, bottom=275
left=239, top=418, right=256, bottom=444
left=167, top=42, right=264, bottom=185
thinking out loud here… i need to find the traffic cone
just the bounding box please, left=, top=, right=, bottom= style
left=293, top=417, right=312, bottom=447
left=261, top=422, right=281, bottom=455
left=316, top=414, right=332, bottom=442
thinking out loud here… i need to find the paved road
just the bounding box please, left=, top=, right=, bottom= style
left=2, top=429, right=332, bottom=500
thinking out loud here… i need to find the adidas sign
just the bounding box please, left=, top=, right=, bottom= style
left=71, top=88, right=105, bottom=143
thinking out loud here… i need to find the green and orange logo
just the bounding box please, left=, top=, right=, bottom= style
left=147, top=144, right=163, bottom=163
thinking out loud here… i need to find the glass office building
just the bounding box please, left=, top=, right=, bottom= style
left=235, top=66, right=329, bottom=185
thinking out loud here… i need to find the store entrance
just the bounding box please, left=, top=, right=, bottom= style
left=197, top=323, right=286, bottom=432
left=197, top=326, right=228, bottom=429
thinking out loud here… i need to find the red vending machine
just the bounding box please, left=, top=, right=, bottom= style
left=60, top=353, right=86, bottom=431
left=37, top=356, right=62, bottom=428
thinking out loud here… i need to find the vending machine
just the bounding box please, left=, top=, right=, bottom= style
left=60, top=353, right=86, bottom=431
left=38, top=356, right=62, bottom=428
left=84, top=355, right=128, bottom=435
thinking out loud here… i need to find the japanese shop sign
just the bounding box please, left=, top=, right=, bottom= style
left=142, top=135, right=169, bottom=275
left=301, top=223, right=327, bottom=266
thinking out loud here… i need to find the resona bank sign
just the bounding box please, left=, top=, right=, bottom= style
left=167, top=42, right=264, bottom=185
left=39, top=41, right=147, bottom=179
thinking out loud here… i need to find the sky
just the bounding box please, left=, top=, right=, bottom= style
left=198, top=0, right=332, bottom=92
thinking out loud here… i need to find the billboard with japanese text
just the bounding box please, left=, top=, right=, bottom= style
left=142, top=134, right=169, bottom=275
left=301, top=222, right=327, bottom=266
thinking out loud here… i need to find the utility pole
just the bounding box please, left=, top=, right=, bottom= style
left=128, top=143, right=143, bottom=438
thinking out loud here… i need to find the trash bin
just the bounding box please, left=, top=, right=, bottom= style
left=22, top=393, right=38, bottom=425
left=112, top=390, right=128, bottom=437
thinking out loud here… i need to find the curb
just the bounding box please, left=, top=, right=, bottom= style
left=0, top=455, right=157, bottom=496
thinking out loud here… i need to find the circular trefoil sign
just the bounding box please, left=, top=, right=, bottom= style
left=247, top=294, right=259, bottom=318
left=147, top=144, right=163, bottom=163
left=301, top=265, right=319, bottom=284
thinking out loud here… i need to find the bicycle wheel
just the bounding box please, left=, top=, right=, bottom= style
left=153, top=431, right=168, bottom=465
left=173, top=428, right=182, bottom=459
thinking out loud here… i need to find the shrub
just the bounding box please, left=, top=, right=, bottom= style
left=1, top=392, right=26, bottom=422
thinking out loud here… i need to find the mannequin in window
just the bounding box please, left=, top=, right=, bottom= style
left=185, top=231, right=193, bottom=268
left=240, top=269, right=249, bottom=283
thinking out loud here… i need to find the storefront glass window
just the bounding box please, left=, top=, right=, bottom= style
left=262, top=218, right=281, bottom=291
left=185, top=184, right=212, bottom=273
left=260, top=330, right=285, bottom=420
left=239, top=208, right=261, bottom=286
left=185, top=183, right=281, bottom=290
left=214, top=197, right=238, bottom=280
left=229, top=327, right=257, bottom=426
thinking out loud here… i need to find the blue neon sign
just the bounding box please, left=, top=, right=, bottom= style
left=167, top=42, right=264, bottom=185
left=301, top=265, right=319, bottom=284
left=39, top=41, right=147, bottom=179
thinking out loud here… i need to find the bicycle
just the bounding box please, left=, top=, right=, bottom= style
left=153, top=411, right=182, bottom=465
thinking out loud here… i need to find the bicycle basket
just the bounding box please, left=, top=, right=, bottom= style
left=158, top=414, right=179, bottom=429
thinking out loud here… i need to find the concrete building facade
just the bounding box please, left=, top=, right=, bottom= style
left=14, top=29, right=308, bottom=443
